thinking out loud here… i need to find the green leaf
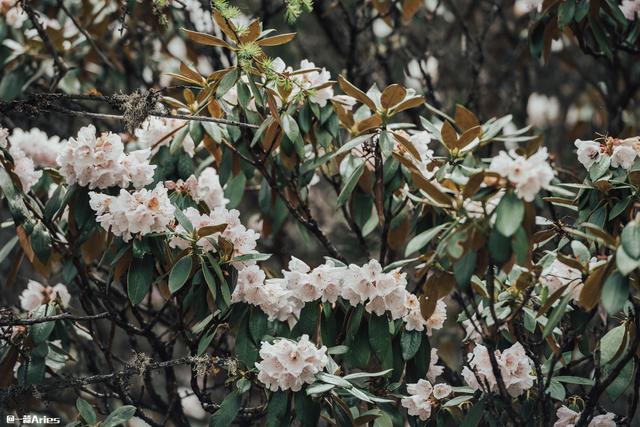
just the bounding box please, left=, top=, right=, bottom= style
left=601, top=271, right=628, bottom=314
left=606, top=359, right=634, bottom=400
left=169, top=256, right=193, bottom=294
left=44, top=184, right=66, bottom=222
left=103, top=405, right=136, bottom=427
left=229, top=252, right=272, bottom=263
left=621, top=222, right=640, bottom=259
left=405, top=223, right=449, bottom=256
left=495, top=191, right=524, bottom=237
left=616, top=245, right=640, bottom=275
left=31, top=222, right=52, bottom=263
left=0, top=235, right=18, bottom=263
left=209, top=390, right=241, bottom=427
left=553, top=375, right=594, bottom=386
left=337, top=162, right=364, bottom=207
left=557, top=0, right=576, bottom=27
left=174, top=208, right=194, bottom=233
left=216, top=69, right=239, bottom=98
left=400, top=329, right=422, bottom=360
left=454, top=251, right=477, bottom=288
left=31, top=304, right=57, bottom=344
left=266, top=391, right=289, bottom=427
left=76, top=398, right=97, bottom=425
left=281, top=113, right=300, bottom=143
left=600, top=325, right=626, bottom=365
left=224, top=173, right=246, bottom=209
left=127, top=256, right=154, bottom=305
left=588, top=15, right=612, bottom=59
left=542, top=293, right=571, bottom=338
left=460, top=399, right=485, bottom=427
left=368, top=314, right=391, bottom=366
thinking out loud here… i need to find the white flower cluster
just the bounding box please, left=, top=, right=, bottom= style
left=489, top=147, right=554, bottom=201
left=165, top=167, right=228, bottom=211
left=401, top=379, right=452, bottom=421
left=89, top=183, right=175, bottom=241
left=9, top=128, right=62, bottom=168
left=19, top=280, right=71, bottom=312
left=540, top=258, right=585, bottom=302
left=231, top=258, right=344, bottom=325
left=526, top=93, right=560, bottom=128
left=621, top=0, right=640, bottom=20
left=1, top=0, right=26, bottom=29
left=9, top=146, right=42, bottom=192
left=181, top=0, right=214, bottom=32
left=462, top=342, right=535, bottom=397
left=575, top=137, right=639, bottom=171
left=554, top=406, right=616, bottom=427
left=169, top=206, right=260, bottom=266
left=1, top=127, right=63, bottom=192
left=272, top=58, right=334, bottom=107
left=255, top=334, right=328, bottom=392
left=135, top=117, right=195, bottom=157
left=58, top=125, right=155, bottom=189
left=232, top=258, right=448, bottom=332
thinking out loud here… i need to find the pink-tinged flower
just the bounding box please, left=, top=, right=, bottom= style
left=574, top=139, right=602, bottom=170
left=610, top=145, right=637, bottom=170
left=526, top=93, right=560, bottom=128
left=426, top=348, right=444, bottom=383
left=58, top=125, right=155, bottom=189
left=8, top=128, right=62, bottom=168
left=488, top=148, right=554, bottom=201
left=540, top=258, right=583, bottom=302
left=462, top=341, right=535, bottom=397
left=89, top=183, right=175, bottom=241
left=255, top=335, right=328, bottom=392
left=432, top=383, right=452, bottom=400
left=9, top=146, right=42, bottom=191
left=402, top=379, right=433, bottom=421
left=135, top=117, right=195, bottom=157
left=19, top=280, right=71, bottom=312
left=620, top=0, right=640, bottom=20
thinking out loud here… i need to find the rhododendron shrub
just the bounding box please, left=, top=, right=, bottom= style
left=0, top=1, right=639, bottom=426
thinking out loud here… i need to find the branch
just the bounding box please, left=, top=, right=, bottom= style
left=0, top=311, right=109, bottom=327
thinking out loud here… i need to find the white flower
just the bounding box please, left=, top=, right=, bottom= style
left=513, top=0, right=543, bottom=16
left=9, top=146, right=42, bottom=191
left=553, top=406, right=616, bottom=427
left=194, top=167, right=228, bottom=210
left=488, top=148, right=554, bottom=202
left=19, top=280, right=71, bottom=312
left=620, top=0, right=640, bottom=20
left=178, top=387, right=206, bottom=420
left=527, top=93, right=560, bottom=128
left=0, top=127, right=8, bottom=148
left=610, top=144, right=637, bottom=170
left=540, top=258, right=583, bottom=302
left=403, top=294, right=427, bottom=332
left=134, top=117, right=195, bottom=157
left=58, top=125, right=155, bottom=189
left=287, top=59, right=334, bottom=107
left=255, top=335, right=328, bottom=392
left=575, top=139, right=602, bottom=170
left=89, top=183, right=175, bottom=241
left=432, top=383, right=452, bottom=400
left=462, top=342, right=535, bottom=397
left=1, top=0, right=27, bottom=28
left=401, top=379, right=433, bottom=421
left=554, top=405, right=579, bottom=427
left=426, top=299, right=447, bottom=335
left=426, top=348, right=444, bottom=383
left=8, top=128, right=62, bottom=168
left=589, top=413, right=616, bottom=427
